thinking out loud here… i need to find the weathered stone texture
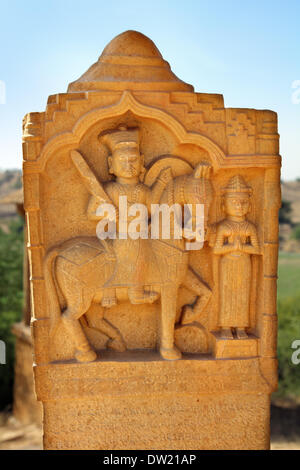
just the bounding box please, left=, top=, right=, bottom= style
left=23, top=30, right=281, bottom=450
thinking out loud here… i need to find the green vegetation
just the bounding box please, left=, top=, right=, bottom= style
left=276, top=296, right=300, bottom=398
left=278, top=253, right=300, bottom=299
left=12, top=175, right=22, bottom=190
left=279, top=199, right=292, bottom=225
left=0, top=221, right=298, bottom=407
left=275, top=253, right=300, bottom=398
left=0, top=217, right=23, bottom=408
left=291, top=224, right=300, bottom=241
left=1, top=170, right=16, bottom=184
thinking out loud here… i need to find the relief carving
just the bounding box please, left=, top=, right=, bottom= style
left=212, top=175, right=261, bottom=340
left=23, top=30, right=280, bottom=450
left=44, top=125, right=213, bottom=362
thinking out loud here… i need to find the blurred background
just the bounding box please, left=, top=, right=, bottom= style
left=0, top=0, right=299, bottom=450
left=0, top=174, right=300, bottom=449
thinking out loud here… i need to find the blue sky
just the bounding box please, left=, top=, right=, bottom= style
left=0, top=0, right=299, bottom=180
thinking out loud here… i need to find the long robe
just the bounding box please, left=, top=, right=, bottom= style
left=215, top=219, right=258, bottom=328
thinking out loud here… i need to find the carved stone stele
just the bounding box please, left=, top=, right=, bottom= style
left=23, top=31, right=281, bottom=450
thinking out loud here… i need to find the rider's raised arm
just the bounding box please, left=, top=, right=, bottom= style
left=147, top=166, right=173, bottom=208
left=70, top=150, right=117, bottom=220
left=70, top=150, right=114, bottom=204
left=86, top=195, right=106, bottom=221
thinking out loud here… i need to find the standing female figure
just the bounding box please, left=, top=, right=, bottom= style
left=213, top=175, right=260, bottom=339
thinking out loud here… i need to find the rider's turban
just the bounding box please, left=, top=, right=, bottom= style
left=99, top=125, right=140, bottom=152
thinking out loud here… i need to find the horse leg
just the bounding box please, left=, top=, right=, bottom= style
left=62, top=295, right=97, bottom=363
left=85, top=308, right=126, bottom=352
left=159, top=284, right=182, bottom=360
left=181, top=268, right=212, bottom=325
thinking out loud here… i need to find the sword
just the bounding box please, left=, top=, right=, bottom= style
left=70, top=149, right=114, bottom=206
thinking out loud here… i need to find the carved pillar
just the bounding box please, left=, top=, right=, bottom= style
left=260, top=167, right=281, bottom=389
left=23, top=30, right=280, bottom=450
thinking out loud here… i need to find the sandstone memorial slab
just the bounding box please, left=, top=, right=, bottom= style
left=23, top=30, right=281, bottom=450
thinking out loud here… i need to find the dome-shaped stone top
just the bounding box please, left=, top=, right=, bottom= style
left=101, top=30, right=163, bottom=59
left=68, top=30, right=193, bottom=93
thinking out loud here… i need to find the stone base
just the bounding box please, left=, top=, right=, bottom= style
left=211, top=331, right=259, bottom=359
left=35, top=351, right=271, bottom=450
left=11, top=323, right=43, bottom=426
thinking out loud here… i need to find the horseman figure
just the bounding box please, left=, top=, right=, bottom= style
left=44, top=125, right=213, bottom=363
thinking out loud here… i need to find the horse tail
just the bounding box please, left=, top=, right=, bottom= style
left=43, top=248, right=61, bottom=338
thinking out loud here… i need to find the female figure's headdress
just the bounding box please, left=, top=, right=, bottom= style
left=222, top=175, right=252, bottom=195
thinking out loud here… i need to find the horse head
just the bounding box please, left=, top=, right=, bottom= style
left=180, top=161, right=213, bottom=243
